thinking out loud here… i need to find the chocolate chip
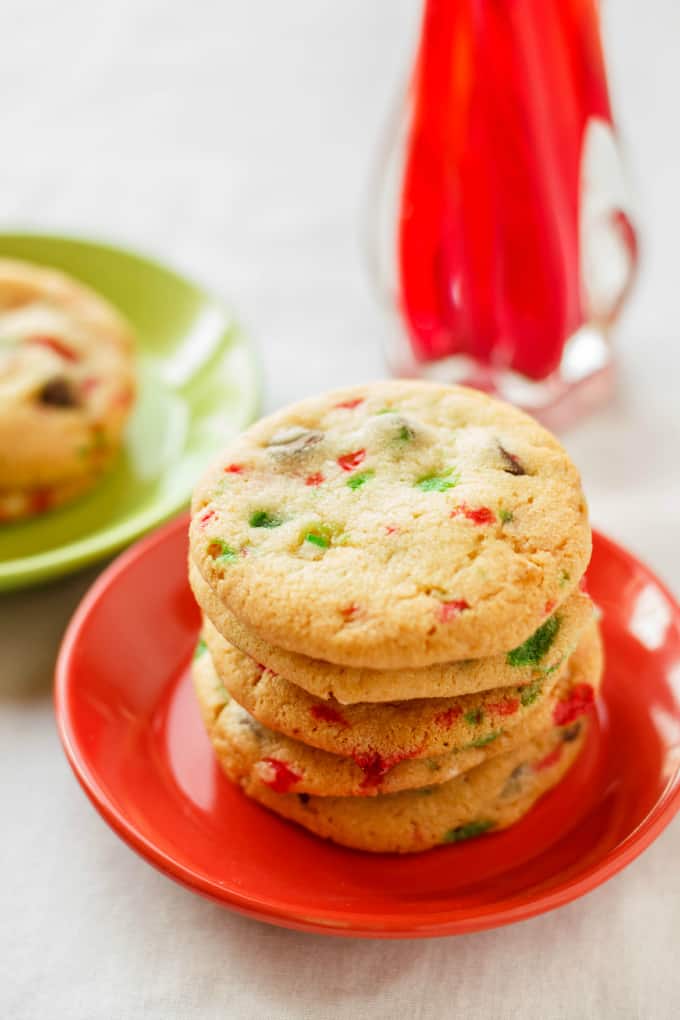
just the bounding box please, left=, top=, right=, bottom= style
left=562, top=722, right=582, bottom=743
left=267, top=426, right=324, bottom=457
left=38, top=376, right=79, bottom=408
left=297, top=793, right=310, bottom=805
left=498, top=443, right=526, bottom=476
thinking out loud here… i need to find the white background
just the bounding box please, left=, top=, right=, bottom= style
left=2, top=1, right=680, bottom=1017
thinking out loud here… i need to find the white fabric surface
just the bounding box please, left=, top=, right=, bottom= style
left=2, top=1, right=679, bottom=1017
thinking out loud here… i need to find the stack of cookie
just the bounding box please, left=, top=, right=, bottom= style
left=0, top=258, right=136, bottom=521
left=189, top=381, right=600, bottom=853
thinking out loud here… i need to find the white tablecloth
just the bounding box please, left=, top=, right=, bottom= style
left=2, top=2, right=679, bottom=1017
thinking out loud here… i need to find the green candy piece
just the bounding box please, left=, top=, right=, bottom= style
left=467, top=730, right=501, bottom=749
left=376, top=407, right=397, bottom=415
left=397, top=424, right=415, bottom=441
left=499, top=508, right=514, bottom=524
left=193, top=638, right=207, bottom=659
left=506, top=615, right=560, bottom=667
left=443, top=819, right=494, bottom=844
left=209, top=539, right=238, bottom=563
left=305, top=531, right=330, bottom=549
left=519, top=679, right=543, bottom=706
left=415, top=467, right=459, bottom=492
left=249, top=510, right=283, bottom=528
left=464, top=708, right=484, bottom=726
left=559, top=569, right=571, bottom=586
left=347, top=470, right=375, bottom=491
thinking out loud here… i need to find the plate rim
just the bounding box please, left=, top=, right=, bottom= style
left=0, top=230, right=262, bottom=592
left=54, top=515, right=680, bottom=938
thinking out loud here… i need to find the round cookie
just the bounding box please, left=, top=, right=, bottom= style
left=0, top=258, right=135, bottom=516
left=191, top=557, right=593, bottom=703
left=190, top=381, right=590, bottom=668
left=218, top=717, right=590, bottom=853
left=201, top=616, right=601, bottom=764
left=193, top=625, right=602, bottom=797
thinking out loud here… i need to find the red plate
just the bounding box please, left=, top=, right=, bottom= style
left=55, top=514, right=680, bottom=938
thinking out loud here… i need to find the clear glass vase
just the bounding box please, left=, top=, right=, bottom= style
left=369, top=0, right=638, bottom=429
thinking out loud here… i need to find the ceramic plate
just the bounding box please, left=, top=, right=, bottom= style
left=0, top=233, right=260, bottom=590
left=55, top=516, right=680, bottom=938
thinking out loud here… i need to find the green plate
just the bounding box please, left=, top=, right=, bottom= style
left=0, top=233, right=261, bottom=591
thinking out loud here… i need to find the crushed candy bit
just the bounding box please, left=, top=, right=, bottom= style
left=450, top=504, right=496, bottom=525
left=337, top=449, right=366, bottom=472
left=249, top=510, right=283, bottom=528
left=560, top=569, right=571, bottom=587
left=385, top=524, right=399, bottom=535
left=334, top=397, right=364, bottom=409
left=486, top=698, right=520, bottom=717
left=225, top=463, right=244, bottom=474
left=544, top=600, right=557, bottom=615
left=304, top=530, right=330, bottom=549
left=26, top=335, right=79, bottom=362
left=416, top=467, right=459, bottom=492
left=507, top=615, right=560, bottom=667
left=339, top=604, right=360, bottom=621
left=519, top=679, right=543, bottom=706
left=443, top=819, right=494, bottom=843
left=310, top=704, right=348, bottom=726
left=193, top=638, right=208, bottom=659
left=499, top=508, right=514, bottom=524
left=533, top=744, right=564, bottom=772
left=305, top=472, right=324, bottom=486
left=464, top=708, right=484, bottom=726
left=347, top=470, right=374, bottom=490
left=553, top=684, right=595, bottom=726
left=468, top=730, right=501, bottom=749
left=207, top=539, right=238, bottom=563
left=258, top=758, right=302, bottom=793
left=438, top=599, right=470, bottom=622
left=434, top=705, right=463, bottom=727
left=199, top=509, right=216, bottom=526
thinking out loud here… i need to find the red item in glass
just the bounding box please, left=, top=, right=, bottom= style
left=397, top=0, right=637, bottom=384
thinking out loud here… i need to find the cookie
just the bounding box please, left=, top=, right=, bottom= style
left=193, top=623, right=602, bottom=797
left=190, top=557, right=593, bottom=703
left=0, top=258, right=135, bottom=515
left=201, top=614, right=601, bottom=767
left=190, top=380, right=590, bottom=668
left=217, top=716, right=590, bottom=853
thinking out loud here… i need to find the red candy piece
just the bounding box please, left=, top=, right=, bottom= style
left=29, top=488, right=52, bottom=514
left=533, top=743, right=563, bottom=773
left=259, top=758, right=302, bottom=794
left=451, top=504, right=496, bottom=526
left=224, top=464, right=244, bottom=474
left=438, top=599, right=470, bottom=622
left=486, top=698, right=520, bottom=717
left=81, top=376, right=100, bottom=395
left=199, top=509, right=216, bottom=526
left=305, top=472, right=325, bottom=486
left=340, top=604, right=359, bottom=622
left=26, top=335, right=79, bottom=362
left=434, top=705, right=463, bottom=727
left=334, top=398, right=364, bottom=410
left=310, top=704, right=348, bottom=727
left=553, top=683, right=595, bottom=726
left=385, top=525, right=399, bottom=535
left=544, top=600, right=557, bottom=615
left=114, top=386, right=135, bottom=409
left=337, top=449, right=366, bottom=472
